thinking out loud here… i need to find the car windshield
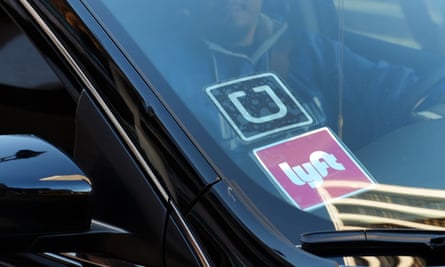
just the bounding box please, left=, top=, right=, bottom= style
left=85, top=0, right=445, bottom=264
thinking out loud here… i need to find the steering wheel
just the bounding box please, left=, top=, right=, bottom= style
left=407, top=64, right=445, bottom=117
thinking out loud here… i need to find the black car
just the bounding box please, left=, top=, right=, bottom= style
left=2, top=0, right=445, bottom=266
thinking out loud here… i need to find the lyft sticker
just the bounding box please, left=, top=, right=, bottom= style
left=254, top=128, right=375, bottom=210
left=206, top=73, right=313, bottom=142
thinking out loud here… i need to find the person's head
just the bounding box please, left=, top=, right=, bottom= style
left=187, top=0, right=264, bottom=46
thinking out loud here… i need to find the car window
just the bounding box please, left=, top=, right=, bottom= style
left=85, top=0, right=445, bottom=264
left=0, top=11, right=76, bottom=155
left=335, top=0, right=420, bottom=49
left=336, top=0, right=445, bottom=52
left=0, top=12, right=61, bottom=90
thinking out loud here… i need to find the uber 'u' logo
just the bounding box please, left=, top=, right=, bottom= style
left=206, top=73, right=313, bottom=141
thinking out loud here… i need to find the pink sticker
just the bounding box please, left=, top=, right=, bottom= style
left=254, top=128, right=375, bottom=210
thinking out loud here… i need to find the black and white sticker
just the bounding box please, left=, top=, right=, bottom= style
left=206, top=73, right=313, bottom=141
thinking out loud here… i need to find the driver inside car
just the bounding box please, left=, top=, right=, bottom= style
left=152, top=0, right=445, bottom=150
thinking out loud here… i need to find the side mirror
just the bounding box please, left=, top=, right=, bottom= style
left=0, top=135, right=92, bottom=234
left=0, top=135, right=152, bottom=265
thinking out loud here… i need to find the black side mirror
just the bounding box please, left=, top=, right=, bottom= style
left=0, top=134, right=92, bottom=235
left=0, top=135, right=153, bottom=265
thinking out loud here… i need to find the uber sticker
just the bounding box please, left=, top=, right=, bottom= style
left=254, top=128, right=375, bottom=210
left=206, top=73, right=313, bottom=141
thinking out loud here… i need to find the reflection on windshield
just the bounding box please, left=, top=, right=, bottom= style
left=355, top=256, right=425, bottom=267
left=320, top=182, right=445, bottom=266
left=321, top=182, right=445, bottom=230
left=334, top=0, right=422, bottom=49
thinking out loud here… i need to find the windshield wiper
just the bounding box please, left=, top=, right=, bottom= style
left=300, top=229, right=445, bottom=258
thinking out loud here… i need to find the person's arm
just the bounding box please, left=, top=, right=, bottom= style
left=290, top=33, right=442, bottom=146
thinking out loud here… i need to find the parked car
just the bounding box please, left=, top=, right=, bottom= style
left=2, top=0, right=445, bottom=266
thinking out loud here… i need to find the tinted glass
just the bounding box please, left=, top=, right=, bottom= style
left=85, top=0, right=445, bottom=265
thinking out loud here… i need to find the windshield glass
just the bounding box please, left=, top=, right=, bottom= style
left=85, top=0, right=445, bottom=265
